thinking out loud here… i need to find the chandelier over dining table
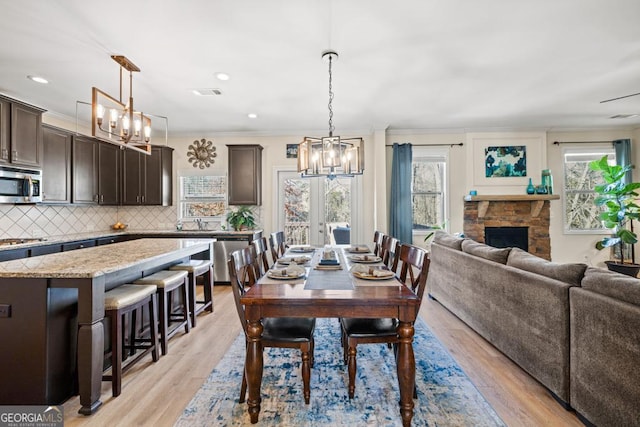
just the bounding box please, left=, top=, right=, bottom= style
left=91, top=55, right=152, bottom=153
left=298, top=50, right=364, bottom=179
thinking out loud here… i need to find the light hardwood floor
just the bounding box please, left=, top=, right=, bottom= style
left=63, top=286, right=583, bottom=426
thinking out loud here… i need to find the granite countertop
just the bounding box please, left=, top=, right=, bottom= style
left=0, top=238, right=214, bottom=278
left=0, top=229, right=263, bottom=251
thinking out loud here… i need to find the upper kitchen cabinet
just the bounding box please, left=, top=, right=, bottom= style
left=145, top=146, right=173, bottom=206
left=227, top=144, right=262, bottom=205
left=42, top=125, right=72, bottom=204
left=122, top=146, right=173, bottom=206
left=72, top=135, right=98, bottom=204
left=98, top=142, right=121, bottom=205
left=0, top=96, right=45, bottom=168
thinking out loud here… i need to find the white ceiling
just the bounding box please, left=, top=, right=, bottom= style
left=1, top=0, right=640, bottom=137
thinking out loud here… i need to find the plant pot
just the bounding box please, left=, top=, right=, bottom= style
left=604, top=260, right=640, bottom=277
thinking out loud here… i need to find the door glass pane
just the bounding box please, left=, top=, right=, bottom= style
left=283, top=177, right=310, bottom=245
left=325, top=178, right=351, bottom=245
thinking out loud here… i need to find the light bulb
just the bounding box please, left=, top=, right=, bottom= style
left=144, top=125, right=151, bottom=142
left=96, top=104, right=105, bottom=126
left=109, top=109, right=118, bottom=128
left=121, top=115, right=130, bottom=136
left=134, top=119, right=141, bottom=137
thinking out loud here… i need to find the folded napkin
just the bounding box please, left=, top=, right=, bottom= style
left=347, top=245, right=370, bottom=253
left=350, top=254, right=381, bottom=262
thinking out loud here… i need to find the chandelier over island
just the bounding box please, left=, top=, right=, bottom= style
left=91, top=55, right=152, bottom=154
left=298, top=50, right=364, bottom=179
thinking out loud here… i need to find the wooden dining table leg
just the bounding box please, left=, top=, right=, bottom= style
left=245, top=316, right=264, bottom=424
left=396, top=321, right=415, bottom=427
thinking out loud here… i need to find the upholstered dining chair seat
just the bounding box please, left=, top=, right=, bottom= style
left=104, top=284, right=157, bottom=310
left=340, top=318, right=398, bottom=338
left=262, top=317, right=316, bottom=343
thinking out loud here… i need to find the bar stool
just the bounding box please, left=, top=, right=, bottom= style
left=169, top=259, right=214, bottom=327
left=103, top=284, right=160, bottom=397
left=134, top=270, right=191, bottom=355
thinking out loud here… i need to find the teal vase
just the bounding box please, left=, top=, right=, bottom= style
left=526, top=178, right=535, bottom=194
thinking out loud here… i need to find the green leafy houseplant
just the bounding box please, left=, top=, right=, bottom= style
left=226, top=206, right=256, bottom=231
left=589, top=155, right=640, bottom=274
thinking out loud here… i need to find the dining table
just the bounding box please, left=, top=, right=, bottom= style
left=240, top=245, right=421, bottom=427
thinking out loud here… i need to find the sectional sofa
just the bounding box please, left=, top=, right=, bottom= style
left=426, top=231, right=640, bottom=427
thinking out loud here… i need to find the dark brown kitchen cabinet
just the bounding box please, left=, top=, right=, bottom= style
left=123, top=145, right=173, bottom=206
left=146, top=146, right=173, bottom=206
left=98, top=142, right=121, bottom=205
left=122, top=148, right=146, bottom=205
left=42, top=125, right=72, bottom=204
left=72, top=135, right=98, bottom=204
left=227, top=144, right=262, bottom=205
left=0, top=96, right=45, bottom=168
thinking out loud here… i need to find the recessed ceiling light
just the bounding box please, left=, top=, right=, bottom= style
left=215, top=72, right=230, bottom=81
left=247, top=113, right=258, bottom=119
left=27, top=75, right=48, bottom=84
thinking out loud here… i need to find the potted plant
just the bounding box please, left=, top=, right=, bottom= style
left=226, top=206, right=257, bottom=231
left=589, top=155, right=640, bottom=276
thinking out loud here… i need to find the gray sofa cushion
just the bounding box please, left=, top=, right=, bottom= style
left=433, top=231, right=463, bottom=250
left=581, top=266, right=640, bottom=306
left=461, top=239, right=510, bottom=264
left=507, top=247, right=586, bottom=287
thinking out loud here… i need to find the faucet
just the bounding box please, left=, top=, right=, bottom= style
left=194, top=218, right=206, bottom=231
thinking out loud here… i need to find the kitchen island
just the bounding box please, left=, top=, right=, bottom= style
left=0, top=238, right=214, bottom=415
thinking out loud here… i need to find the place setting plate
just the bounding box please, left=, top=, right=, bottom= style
left=348, top=254, right=382, bottom=264
left=345, top=246, right=371, bottom=254
left=277, top=256, right=311, bottom=265
left=289, top=246, right=316, bottom=254
left=350, top=265, right=395, bottom=280
left=267, top=266, right=306, bottom=280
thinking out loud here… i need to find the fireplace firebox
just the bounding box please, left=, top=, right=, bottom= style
left=485, top=226, right=528, bottom=252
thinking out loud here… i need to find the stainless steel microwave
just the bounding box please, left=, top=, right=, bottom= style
left=0, top=166, right=42, bottom=203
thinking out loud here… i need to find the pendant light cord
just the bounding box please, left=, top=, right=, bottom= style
left=328, top=54, right=334, bottom=137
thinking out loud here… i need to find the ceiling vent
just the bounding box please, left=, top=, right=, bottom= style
left=193, top=88, right=223, bottom=96
left=609, top=114, right=639, bottom=119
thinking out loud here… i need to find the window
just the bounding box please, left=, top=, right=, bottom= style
left=411, top=149, right=447, bottom=232
left=178, top=175, right=227, bottom=227
left=563, top=148, right=614, bottom=233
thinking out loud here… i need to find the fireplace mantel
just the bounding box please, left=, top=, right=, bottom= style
left=463, top=194, right=560, bottom=218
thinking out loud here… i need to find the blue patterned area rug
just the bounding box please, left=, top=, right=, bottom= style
left=176, top=318, right=505, bottom=426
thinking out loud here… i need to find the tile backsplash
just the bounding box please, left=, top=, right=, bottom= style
left=0, top=204, right=178, bottom=238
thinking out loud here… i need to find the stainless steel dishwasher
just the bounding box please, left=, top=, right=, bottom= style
left=213, top=237, right=251, bottom=284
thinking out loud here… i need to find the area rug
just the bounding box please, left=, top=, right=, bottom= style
left=176, top=318, right=505, bottom=426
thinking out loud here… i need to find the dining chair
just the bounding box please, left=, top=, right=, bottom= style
left=340, top=243, right=430, bottom=399
left=228, top=246, right=316, bottom=404
left=269, top=231, right=286, bottom=262
left=373, top=231, right=385, bottom=256
left=251, top=237, right=273, bottom=278
left=333, top=226, right=351, bottom=245
left=380, top=234, right=400, bottom=270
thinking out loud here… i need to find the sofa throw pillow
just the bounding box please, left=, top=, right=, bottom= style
left=581, top=267, right=640, bottom=306
left=461, top=239, right=511, bottom=264
left=433, top=231, right=464, bottom=250
left=507, top=247, right=586, bottom=286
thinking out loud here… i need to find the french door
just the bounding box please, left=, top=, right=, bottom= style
left=276, top=171, right=360, bottom=246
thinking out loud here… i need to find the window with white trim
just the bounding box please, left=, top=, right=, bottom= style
left=411, top=148, right=447, bottom=232
left=563, top=147, right=615, bottom=233
left=178, top=175, right=227, bottom=227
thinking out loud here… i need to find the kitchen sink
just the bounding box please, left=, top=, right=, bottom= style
left=0, top=237, right=46, bottom=246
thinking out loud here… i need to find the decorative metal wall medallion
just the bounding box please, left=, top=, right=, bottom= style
left=187, top=138, right=217, bottom=169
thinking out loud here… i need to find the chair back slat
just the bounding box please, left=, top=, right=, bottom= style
left=228, top=247, right=258, bottom=333
left=380, top=235, right=399, bottom=269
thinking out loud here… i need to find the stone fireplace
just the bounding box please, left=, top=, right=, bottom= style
left=463, top=195, right=559, bottom=260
